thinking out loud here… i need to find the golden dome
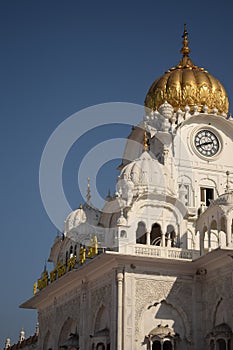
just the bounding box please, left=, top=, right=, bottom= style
left=144, top=25, right=229, bottom=114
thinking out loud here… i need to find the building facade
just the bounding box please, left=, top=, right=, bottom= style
left=17, top=26, right=233, bottom=350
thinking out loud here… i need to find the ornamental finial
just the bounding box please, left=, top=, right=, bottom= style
left=143, top=131, right=149, bottom=151
left=180, top=23, right=190, bottom=57
left=86, top=177, right=91, bottom=202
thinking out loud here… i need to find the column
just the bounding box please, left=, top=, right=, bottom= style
left=208, top=228, right=211, bottom=250
left=218, top=229, right=221, bottom=246
left=117, top=271, right=124, bottom=350
left=149, top=336, right=152, bottom=350
left=200, top=230, right=204, bottom=256
left=176, top=224, right=181, bottom=248
left=226, top=217, right=232, bottom=246
left=161, top=224, right=166, bottom=247
left=217, top=221, right=221, bottom=247
left=146, top=231, right=150, bottom=245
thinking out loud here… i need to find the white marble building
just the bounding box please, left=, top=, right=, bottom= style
left=19, top=26, right=233, bottom=350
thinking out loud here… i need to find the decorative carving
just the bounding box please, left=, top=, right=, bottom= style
left=135, top=278, right=192, bottom=342
left=135, top=279, right=175, bottom=334
left=158, top=101, right=174, bottom=120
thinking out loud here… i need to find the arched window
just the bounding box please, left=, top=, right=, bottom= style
left=136, top=221, right=147, bottom=244
left=74, top=244, right=77, bottom=256
left=150, top=223, right=162, bottom=245
left=163, top=340, right=172, bottom=350
left=96, top=343, right=105, bottom=350
left=120, top=230, right=127, bottom=238
left=148, top=325, right=176, bottom=350
left=207, top=323, right=232, bottom=349
left=152, top=340, right=173, bottom=350
left=152, top=340, right=161, bottom=350
left=216, top=339, right=226, bottom=350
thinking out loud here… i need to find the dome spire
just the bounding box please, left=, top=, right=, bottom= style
left=180, top=23, right=190, bottom=57
left=86, top=177, right=91, bottom=202
left=143, top=131, right=149, bottom=151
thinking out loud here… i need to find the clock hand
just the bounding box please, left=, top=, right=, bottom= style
left=200, top=141, right=213, bottom=146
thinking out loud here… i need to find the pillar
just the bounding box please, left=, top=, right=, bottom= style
left=226, top=217, right=232, bottom=246
left=146, top=335, right=153, bottom=350
left=208, top=228, right=211, bottom=250
left=161, top=224, right=166, bottom=247
left=146, top=231, right=150, bottom=245
left=200, top=230, right=204, bottom=256
left=117, top=271, right=124, bottom=350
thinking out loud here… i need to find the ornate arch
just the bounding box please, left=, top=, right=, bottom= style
left=58, top=317, right=77, bottom=348
left=137, top=296, right=191, bottom=343
left=128, top=195, right=186, bottom=227
left=178, top=174, right=195, bottom=206
left=199, top=177, right=218, bottom=193
left=94, top=304, right=108, bottom=332
left=136, top=221, right=147, bottom=244
left=91, top=304, right=110, bottom=350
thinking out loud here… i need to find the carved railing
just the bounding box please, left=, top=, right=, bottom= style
left=134, top=244, right=199, bottom=260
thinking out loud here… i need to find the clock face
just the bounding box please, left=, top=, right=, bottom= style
left=194, top=129, right=220, bottom=157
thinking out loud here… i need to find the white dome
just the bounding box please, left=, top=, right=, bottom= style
left=65, top=206, right=87, bottom=233
left=118, top=151, right=175, bottom=197
left=64, top=203, right=101, bottom=234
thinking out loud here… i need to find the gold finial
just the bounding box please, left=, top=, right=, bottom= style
left=143, top=131, right=149, bottom=151
left=79, top=203, right=83, bottom=209
left=180, top=23, right=190, bottom=57
left=86, top=177, right=91, bottom=202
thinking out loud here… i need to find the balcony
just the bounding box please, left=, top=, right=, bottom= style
left=133, top=244, right=200, bottom=260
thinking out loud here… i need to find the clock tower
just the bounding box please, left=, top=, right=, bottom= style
left=20, top=26, right=233, bottom=350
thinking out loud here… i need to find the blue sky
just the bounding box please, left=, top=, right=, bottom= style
left=1, top=0, right=233, bottom=346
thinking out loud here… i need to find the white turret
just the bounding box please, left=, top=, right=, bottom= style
left=4, top=338, right=10, bottom=350
left=19, top=328, right=25, bottom=342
